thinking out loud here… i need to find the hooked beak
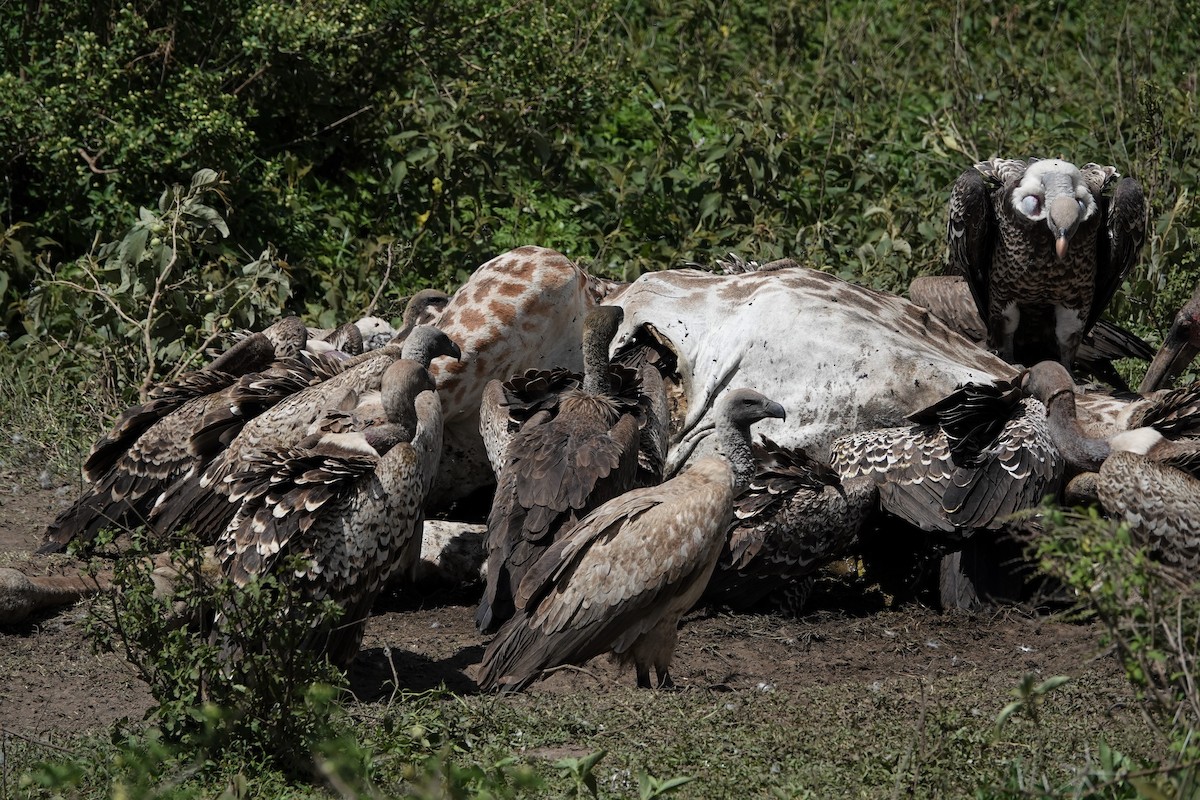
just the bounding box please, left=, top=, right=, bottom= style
left=764, top=400, right=787, bottom=421
left=1054, top=233, right=1070, bottom=261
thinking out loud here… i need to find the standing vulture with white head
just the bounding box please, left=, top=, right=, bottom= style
left=475, top=387, right=786, bottom=692
left=948, top=157, right=1145, bottom=368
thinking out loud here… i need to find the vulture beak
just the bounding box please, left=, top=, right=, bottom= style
left=1054, top=234, right=1070, bottom=261
left=1047, top=194, right=1081, bottom=262
left=1138, top=312, right=1200, bottom=393
left=764, top=400, right=787, bottom=421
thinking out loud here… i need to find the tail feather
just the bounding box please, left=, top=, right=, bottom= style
left=475, top=613, right=544, bottom=692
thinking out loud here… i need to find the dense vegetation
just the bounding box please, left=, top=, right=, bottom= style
left=2, top=0, right=1200, bottom=796
left=3, top=0, right=1199, bottom=398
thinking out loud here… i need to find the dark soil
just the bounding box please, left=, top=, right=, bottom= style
left=0, top=470, right=1128, bottom=745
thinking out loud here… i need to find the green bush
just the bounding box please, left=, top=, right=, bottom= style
left=83, top=535, right=348, bottom=774
left=21, top=168, right=290, bottom=400
left=3, top=0, right=1198, bottom=364
left=1030, top=506, right=1200, bottom=796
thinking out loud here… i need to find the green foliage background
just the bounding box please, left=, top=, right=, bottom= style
left=2, top=0, right=1198, bottom=401
left=3, top=3, right=1200, bottom=794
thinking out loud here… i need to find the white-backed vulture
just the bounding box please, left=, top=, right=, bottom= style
left=475, top=387, right=786, bottom=692
left=829, top=377, right=1063, bottom=535
left=39, top=317, right=321, bottom=554
left=148, top=326, right=459, bottom=544
left=214, top=357, right=444, bottom=669
left=475, top=305, right=661, bottom=634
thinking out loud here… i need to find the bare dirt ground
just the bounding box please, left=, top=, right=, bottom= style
left=0, top=468, right=1135, bottom=749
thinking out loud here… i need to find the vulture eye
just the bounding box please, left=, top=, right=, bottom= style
left=1020, top=194, right=1042, bottom=216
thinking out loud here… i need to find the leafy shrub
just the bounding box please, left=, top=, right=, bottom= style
left=4, top=0, right=1198, bottom=360
left=21, top=168, right=289, bottom=401
left=84, top=535, right=348, bottom=774
left=1029, top=506, right=1200, bottom=796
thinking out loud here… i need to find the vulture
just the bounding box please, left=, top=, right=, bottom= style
left=475, top=305, right=665, bottom=634
left=1022, top=360, right=1200, bottom=572
left=475, top=388, right=786, bottom=693
left=39, top=317, right=327, bottom=554
left=948, top=158, right=1145, bottom=367
left=908, top=274, right=1154, bottom=390
left=829, top=377, right=1063, bottom=535
left=827, top=377, right=1065, bottom=609
left=148, top=326, right=460, bottom=544
left=1139, top=279, right=1200, bottom=393
left=304, top=289, right=451, bottom=353
left=703, top=438, right=875, bottom=615
left=215, top=357, right=444, bottom=669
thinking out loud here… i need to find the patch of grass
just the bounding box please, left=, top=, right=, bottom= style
left=0, top=340, right=112, bottom=483
left=4, top=665, right=1157, bottom=799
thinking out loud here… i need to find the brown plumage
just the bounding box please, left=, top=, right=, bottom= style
left=1022, top=361, right=1200, bottom=571
left=317, top=321, right=364, bottom=356
left=909, top=274, right=1153, bottom=390
left=830, top=378, right=1063, bottom=533
left=948, top=158, right=1145, bottom=367
left=704, top=437, right=875, bottom=614
left=39, top=317, right=317, bottom=554
left=475, top=306, right=660, bottom=634
left=475, top=388, right=786, bottom=692
left=149, top=327, right=459, bottom=545
left=214, top=358, right=444, bottom=669
left=393, top=289, right=451, bottom=340
left=1139, top=279, right=1200, bottom=393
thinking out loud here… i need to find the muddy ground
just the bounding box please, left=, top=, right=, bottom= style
left=0, top=465, right=1136, bottom=750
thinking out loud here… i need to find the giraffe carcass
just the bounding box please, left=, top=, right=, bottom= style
left=607, top=265, right=1019, bottom=475
left=428, top=246, right=611, bottom=507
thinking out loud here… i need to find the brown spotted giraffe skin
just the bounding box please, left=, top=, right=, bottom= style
left=427, top=246, right=611, bottom=507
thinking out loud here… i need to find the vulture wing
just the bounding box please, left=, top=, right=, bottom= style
left=947, top=166, right=1002, bottom=327
left=1090, top=176, right=1146, bottom=331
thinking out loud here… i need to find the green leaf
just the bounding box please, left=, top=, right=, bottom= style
left=190, top=168, right=220, bottom=190
left=1033, top=675, right=1071, bottom=695
left=699, top=192, right=723, bottom=221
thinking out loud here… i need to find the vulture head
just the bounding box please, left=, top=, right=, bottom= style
left=1140, top=281, right=1200, bottom=393
left=720, top=387, right=788, bottom=430
left=1019, top=360, right=1076, bottom=409
left=715, top=388, right=788, bottom=491
left=404, top=288, right=452, bottom=325
left=354, top=316, right=401, bottom=351
left=1009, top=158, right=1099, bottom=261
left=373, top=358, right=439, bottom=448
left=1020, top=360, right=1111, bottom=471
left=401, top=325, right=462, bottom=368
